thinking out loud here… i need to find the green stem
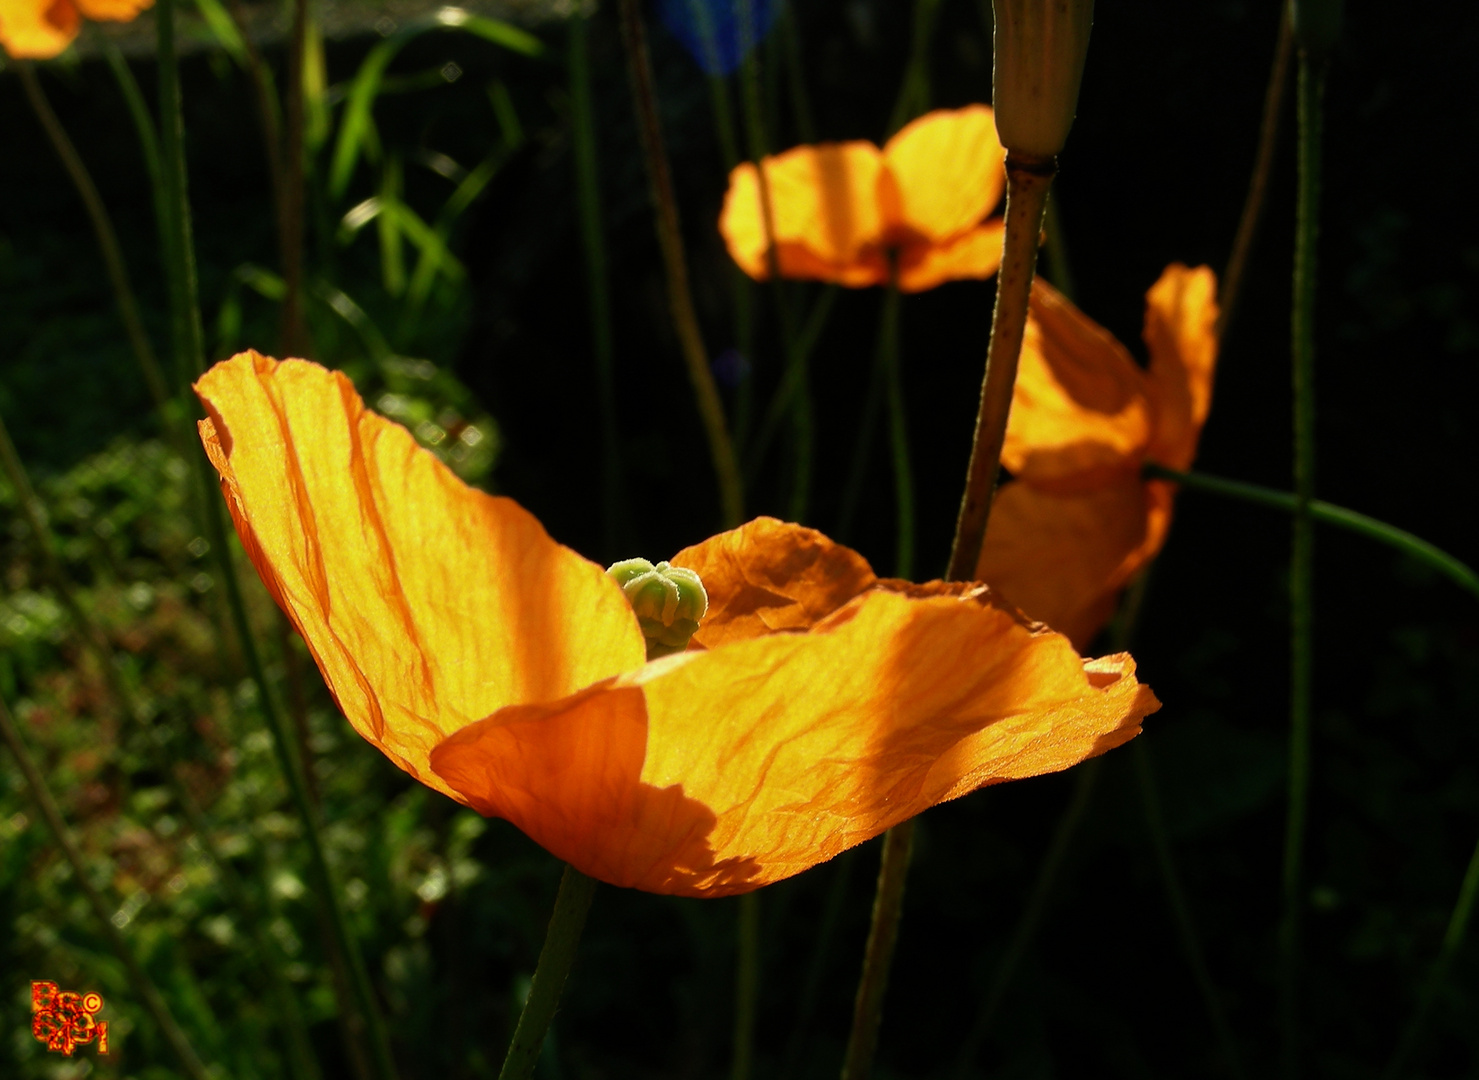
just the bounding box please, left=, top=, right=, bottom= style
left=1133, top=742, right=1248, bottom=1079
left=617, top=0, right=744, bottom=528
left=1282, top=57, right=1322, bottom=1077
left=885, top=0, right=943, bottom=136
left=17, top=63, right=171, bottom=418
left=1040, top=192, right=1077, bottom=303
left=498, top=866, right=598, bottom=1080
left=951, top=761, right=1101, bottom=1078
left=0, top=692, right=215, bottom=1080
left=743, top=286, right=837, bottom=489
left=778, top=1, right=815, bottom=144
left=877, top=282, right=912, bottom=578
left=840, top=820, right=915, bottom=1080
left=1384, top=837, right=1479, bottom=1079
left=155, top=2, right=399, bottom=1074
left=281, top=0, right=310, bottom=355
left=1217, top=8, right=1293, bottom=342
left=570, top=12, right=627, bottom=555
left=732, top=891, right=761, bottom=1080
left=1143, top=464, right=1479, bottom=604
left=946, top=155, right=1055, bottom=581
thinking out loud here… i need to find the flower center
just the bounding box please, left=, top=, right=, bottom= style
left=606, top=558, right=709, bottom=660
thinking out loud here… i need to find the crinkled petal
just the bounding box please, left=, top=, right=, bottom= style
left=881, top=105, right=1006, bottom=243
left=673, top=517, right=878, bottom=649
left=431, top=584, right=1158, bottom=896
left=1002, top=278, right=1155, bottom=489
left=194, top=352, right=646, bottom=801
left=719, top=142, right=887, bottom=283
left=895, top=219, right=1005, bottom=293
left=975, top=473, right=1171, bottom=649
left=1143, top=263, right=1220, bottom=470
left=1, top=0, right=78, bottom=58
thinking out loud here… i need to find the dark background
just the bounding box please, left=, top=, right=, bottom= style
left=3, top=0, right=1478, bottom=1075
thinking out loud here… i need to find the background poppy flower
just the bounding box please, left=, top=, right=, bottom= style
left=975, top=264, right=1220, bottom=649
left=718, top=105, right=1007, bottom=293
left=0, top=0, right=152, bottom=60
left=196, top=351, right=1159, bottom=897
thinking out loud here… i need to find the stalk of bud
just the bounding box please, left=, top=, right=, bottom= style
left=991, top=0, right=1095, bottom=162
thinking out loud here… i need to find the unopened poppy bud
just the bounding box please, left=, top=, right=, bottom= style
left=607, top=558, right=709, bottom=659
left=991, top=0, right=1095, bottom=161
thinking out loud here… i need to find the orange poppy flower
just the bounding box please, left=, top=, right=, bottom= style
left=719, top=106, right=1007, bottom=293
left=975, top=264, right=1220, bottom=649
left=0, top=0, right=152, bottom=59
left=196, top=351, right=1160, bottom=897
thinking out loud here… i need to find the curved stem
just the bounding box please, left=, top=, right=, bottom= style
left=498, top=866, right=598, bottom=1080
left=1217, top=9, right=1293, bottom=342
left=617, top=0, right=744, bottom=529
left=946, top=155, right=1054, bottom=581
left=0, top=692, right=215, bottom=1080
left=1143, top=464, right=1479, bottom=602
left=17, top=63, right=171, bottom=417
left=840, top=819, right=915, bottom=1080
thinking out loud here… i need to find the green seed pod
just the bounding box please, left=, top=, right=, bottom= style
left=992, top=0, right=1095, bottom=161
left=607, top=558, right=709, bottom=659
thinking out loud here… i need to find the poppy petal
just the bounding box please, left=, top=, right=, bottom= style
left=1001, top=279, right=1155, bottom=489
left=895, top=219, right=1005, bottom=293
left=1143, top=263, right=1220, bottom=471
left=74, top=0, right=151, bottom=19
left=1, top=0, right=78, bottom=58
left=432, top=584, right=1158, bottom=896
left=975, top=473, right=1169, bottom=649
left=881, top=106, right=1006, bottom=243
left=671, top=517, right=877, bottom=649
left=719, top=142, right=887, bottom=283
left=194, top=352, right=647, bottom=801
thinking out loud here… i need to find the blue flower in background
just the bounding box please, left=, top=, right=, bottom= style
left=657, top=0, right=781, bottom=76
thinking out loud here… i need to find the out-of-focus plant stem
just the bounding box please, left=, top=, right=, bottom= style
left=155, top=2, right=399, bottom=1076
left=946, top=155, right=1054, bottom=581
left=877, top=281, right=912, bottom=578
left=732, top=891, right=761, bottom=1080
left=886, top=0, right=943, bottom=135
left=1217, top=8, right=1293, bottom=341
left=1282, top=49, right=1323, bottom=1076
left=570, top=11, right=627, bottom=555
left=739, top=0, right=811, bottom=523
left=618, top=0, right=743, bottom=529
left=281, top=0, right=310, bottom=355
left=840, top=820, right=913, bottom=1080
left=0, top=692, right=216, bottom=1080
left=497, top=866, right=598, bottom=1080
left=0, top=409, right=322, bottom=1080
left=17, top=63, right=171, bottom=420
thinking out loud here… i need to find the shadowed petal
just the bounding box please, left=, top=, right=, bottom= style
left=194, top=352, right=647, bottom=801
left=895, top=220, right=1005, bottom=293
left=1, top=0, right=79, bottom=58
left=432, top=584, right=1158, bottom=895
left=673, top=517, right=877, bottom=649
left=1143, top=263, right=1220, bottom=470
left=882, top=105, right=1006, bottom=243
left=1002, top=279, right=1155, bottom=489
left=719, top=142, right=886, bottom=283
left=975, top=473, right=1171, bottom=649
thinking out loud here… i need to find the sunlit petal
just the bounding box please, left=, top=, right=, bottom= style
left=1143, top=263, right=1220, bottom=470
left=432, top=584, right=1158, bottom=895
left=74, top=0, right=151, bottom=19
left=895, top=219, right=1005, bottom=293
left=195, top=352, right=646, bottom=801
left=882, top=105, right=1006, bottom=242
left=0, top=0, right=79, bottom=58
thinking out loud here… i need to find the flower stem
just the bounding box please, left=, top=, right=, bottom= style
left=498, top=865, right=599, bottom=1080
left=878, top=282, right=912, bottom=579
left=885, top=0, right=944, bottom=136
left=280, top=0, right=310, bottom=355
left=155, top=2, right=399, bottom=1075
left=17, top=62, right=171, bottom=419
left=617, top=0, right=744, bottom=529
left=732, top=891, right=761, bottom=1080
left=1217, top=7, right=1293, bottom=342
left=1143, top=464, right=1479, bottom=602
left=840, top=818, right=914, bottom=1080
left=946, top=154, right=1055, bottom=581
left=0, top=692, right=215, bottom=1080
left=570, top=11, right=628, bottom=555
